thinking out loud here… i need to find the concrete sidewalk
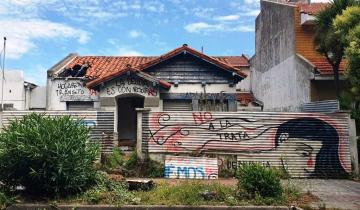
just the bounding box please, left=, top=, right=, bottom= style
left=289, top=179, right=360, bottom=210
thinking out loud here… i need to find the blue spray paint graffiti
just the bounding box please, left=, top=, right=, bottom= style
left=80, top=120, right=97, bottom=128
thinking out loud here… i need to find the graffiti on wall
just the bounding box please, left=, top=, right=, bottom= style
left=80, top=119, right=97, bottom=128
left=146, top=112, right=351, bottom=177
left=104, top=77, right=158, bottom=97
left=165, top=155, right=218, bottom=179
left=55, top=80, right=98, bottom=102
left=56, top=81, right=97, bottom=96
left=182, top=91, right=235, bottom=101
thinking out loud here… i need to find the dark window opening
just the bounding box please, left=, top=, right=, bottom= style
left=66, top=101, right=94, bottom=110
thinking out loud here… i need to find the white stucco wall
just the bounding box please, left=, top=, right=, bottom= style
left=251, top=55, right=311, bottom=111
left=0, top=70, right=26, bottom=110
left=30, top=86, right=46, bottom=109
left=47, top=78, right=99, bottom=110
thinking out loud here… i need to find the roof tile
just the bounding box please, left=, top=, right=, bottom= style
left=298, top=3, right=329, bottom=15
left=308, top=58, right=346, bottom=75
left=64, top=46, right=249, bottom=85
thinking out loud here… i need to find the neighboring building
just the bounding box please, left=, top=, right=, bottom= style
left=0, top=70, right=45, bottom=110
left=251, top=0, right=346, bottom=111
left=46, top=44, right=259, bottom=146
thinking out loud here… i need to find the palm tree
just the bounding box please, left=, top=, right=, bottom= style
left=314, top=0, right=359, bottom=98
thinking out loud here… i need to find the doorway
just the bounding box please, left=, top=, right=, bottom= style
left=117, top=96, right=144, bottom=147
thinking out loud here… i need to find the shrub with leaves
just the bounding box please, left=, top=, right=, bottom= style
left=124, top=152, right=164, bottom=178
left=81, top=172, right=136, bottom=205
left=236, top=163, right=282, bottom=199
left=103, top=148, right=124, bottom=170
left=0, top=113, right=99, bottom=196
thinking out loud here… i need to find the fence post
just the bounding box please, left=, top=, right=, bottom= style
left=136, top=108, right=151, bottom=160
left=349, top=117, right=359, bottom=175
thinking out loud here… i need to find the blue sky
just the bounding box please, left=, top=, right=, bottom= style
left=0, top=0, right=328, bottom=85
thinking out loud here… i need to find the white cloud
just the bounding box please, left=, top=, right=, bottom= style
left=129, top=30, right=145, bottom=38
left=184, top=22, right=254, bottom=34
left=184, top=22, right=220, bottom=33
left=116, top=47, right=143, bottom=56
left=214, top=15, right=240, bottom=21
left=193, top=7, right=215, bottom=18
left=0, top=0, right=166, bottom=24
left=144, top=1, right=165, bottom=13
left=240, top=10, right=260, bottom=17
left=94, top=39, right=144, bottom=56
left=0, top=19, right=90, bottom=59
left=244, top=0, right=260, bottom=6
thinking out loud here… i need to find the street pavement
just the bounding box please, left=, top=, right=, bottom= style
left=288, top=179, right=360, bottom=210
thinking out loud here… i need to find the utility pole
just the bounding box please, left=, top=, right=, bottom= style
left=1, top=37, right=6, bottom=111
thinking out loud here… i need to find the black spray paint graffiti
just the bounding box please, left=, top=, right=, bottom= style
left=274, top=118, right=348, bottom=177
left=183, top=91, right=236, bottom=100
left=106, top=78, right=157, bottom=96
left=56, top=82, right=86, bottom=96
left=148, top=113, right=349, bottom=177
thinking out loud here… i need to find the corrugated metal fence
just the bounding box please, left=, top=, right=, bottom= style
left=0, top=111, right=115, bottom=153
left=142, top=111, right=351, bottom=178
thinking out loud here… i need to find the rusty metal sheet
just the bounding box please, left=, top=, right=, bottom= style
left=165, top=155, right=218, bottom=179
left=143, top=111, right=351, bottom=178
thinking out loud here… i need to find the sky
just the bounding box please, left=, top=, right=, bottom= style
left=0, top=0, right=329, bottom=85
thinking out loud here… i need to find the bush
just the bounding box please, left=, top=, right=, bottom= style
left=124, top=152, right=164, bottom=178
left=81, top=172, right=136, bottom=205
left=0, top=191, right=15, bottom=210
left=0, top=113, right=99, bottom=196
left=104, top=148, right=124, bottom=170
left=145, top=159, right=164, bottom=178
left=236, top=163, right=282, bottom=199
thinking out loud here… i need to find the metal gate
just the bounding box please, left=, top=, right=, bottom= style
left=142, top=111, right=351, bottom=178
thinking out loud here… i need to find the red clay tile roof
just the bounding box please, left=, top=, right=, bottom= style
left=66, top=56, right=157, bottom=80
left=236, top=92, right=262, bottom=106
left=298, top=3, right=329, bottom=15
left=215, top=56, right=249, bottom=68
left=309, top=58, right=346, bottom=75
left=65, top=45, right=249, bottom=88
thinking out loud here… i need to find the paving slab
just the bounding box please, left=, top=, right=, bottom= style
left=289, top=179, right=360, bottom=210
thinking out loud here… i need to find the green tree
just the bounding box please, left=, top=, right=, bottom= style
left=334, top=6, right=360, bottom=124
left=314, top=0, right=359, bottom=98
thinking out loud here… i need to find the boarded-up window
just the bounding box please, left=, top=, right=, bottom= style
left=163, top=100, right=192, bottom=111
left=66, top=101, right=94, bottom=111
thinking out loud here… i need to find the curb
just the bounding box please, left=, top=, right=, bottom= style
left=7, top=204, right=289, bottom=210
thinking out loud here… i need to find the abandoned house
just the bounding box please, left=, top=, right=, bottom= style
left=46, top=44, right=262, bottom=148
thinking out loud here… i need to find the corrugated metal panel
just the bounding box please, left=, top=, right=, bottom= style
left=163, top=100, right=192, bottom=111
left=165, top=155, right=218, bottom=179
left=1, top=111, right=115, bottom=153
left=143, top=111, right=351, bottom=178
left=302, top=100, right=339, bottom=113
left=66, top=101, right=94, bottom=110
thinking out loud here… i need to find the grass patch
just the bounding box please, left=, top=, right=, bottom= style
left=134, top=180, right=237, bottom=206
left=2, top=179, right=305, bottom=207
left=0, top=189, right=16, bottom=210
left=133, top=180, right=301, bottom=206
